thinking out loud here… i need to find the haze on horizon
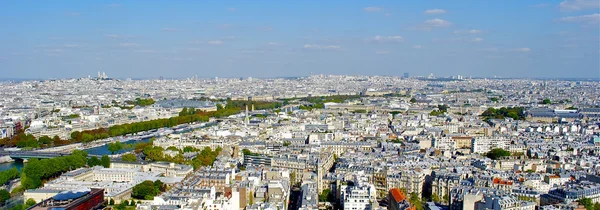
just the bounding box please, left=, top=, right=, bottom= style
left=0, top=0, right=598, bottom=79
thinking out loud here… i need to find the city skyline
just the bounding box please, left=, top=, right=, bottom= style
left=0, top=0, right=599, bottom=79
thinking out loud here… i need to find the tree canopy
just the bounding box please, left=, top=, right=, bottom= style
left=486, top=148, right=511, bottom=160
left=22, top=150, right=88, bottom=189
left=121, top=154, right=137, bottom=162
left=481, top=107, right=525, bottom=120
left=132, top=180, right=166, bottom=200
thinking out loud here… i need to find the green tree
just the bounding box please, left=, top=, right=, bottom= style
left=87, top=156, right=102, bottom=167
left=108, top=141, right=124, bottom=154
left=0, top=189, right=10, bottom=204
left=578, top=197, right=593, bottom=210
left=542, top=99, right=551, bottom=104
left=431, top=194, right=440, bottom=203
left=25, top=198, right=37, bottom=208
left=179, top=107, right=189, bottom=117
left=409, top=192, right=424, bottom=210
left=101, top=155, right=111, bottom=168
left=121, top=154, right=137, bottom=162
left=410, top=98, right=417, bottom=103
left=486, top=148, right=511, bottom=160
left=593, top=202, right=600, bottom=210
left=131, top=180, right=166, bottom=200
left=109, top=199, right=115, bottom=205
left=0, top=167, right=19, bottom=185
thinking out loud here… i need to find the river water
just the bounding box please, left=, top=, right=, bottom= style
left=84, top=137, right=152, bottom=156
left=0, top=160, right=24, bottom=172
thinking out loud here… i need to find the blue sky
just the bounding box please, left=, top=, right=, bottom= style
left=0, top=0, right=598, bottom=79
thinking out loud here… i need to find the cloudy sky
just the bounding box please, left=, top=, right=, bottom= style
left=0, top=0, right=598, bottom=79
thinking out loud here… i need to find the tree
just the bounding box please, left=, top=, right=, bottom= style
left=443, top=194, right=449, bottom=204
left=409, top=192, right=424, bottom=210
left=410, top=98, right=417, bottom=103
left=431, top=194, right=440, bottom=203
left=486, top=148, right=511, bottom=160
left=101, top=155, right=111, bottom=168
left=319, top=189, right=331, bottom=202
left=0, top=189, right=10, bottom=204
left=122, top=200, right=129, bottom=206
left=179, top=107, right=189, bottom=117
left=108, top=141, right=124, bottom=154
left=109, top=199, right=115, bottom=205
left=542, top=99, right=551, bottom=104
left=25, top=198, right=37, bottom=208
left=578, top=197, right=593, bottom=210
left=0, top=167, right=19, bottom=185
left=121, top=154, right=137, bottom=162
left=132, top=180, right=166, bottom=200
left=87, top=156, right=102, bottom=167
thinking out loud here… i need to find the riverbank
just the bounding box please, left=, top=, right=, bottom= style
left=0, top=155, right=14, bottom=163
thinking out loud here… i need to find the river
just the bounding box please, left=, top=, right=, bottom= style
left=0, top=160, right=24, bottom=172
left=84, top=137, right=152, bottom=156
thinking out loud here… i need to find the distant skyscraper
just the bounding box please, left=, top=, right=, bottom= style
left=403, top=73, right=409, bottom=79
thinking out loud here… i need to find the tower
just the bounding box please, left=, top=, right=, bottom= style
left=245, top=105, right=250, bottom=125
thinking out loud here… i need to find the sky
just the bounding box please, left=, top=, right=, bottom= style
left=0, top=0, right=599, bottom=79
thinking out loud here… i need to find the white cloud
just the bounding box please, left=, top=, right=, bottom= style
left=559, top=0, right=599, bottom=11
left=303, top=44, right=342, bottom=50
left=227, top=8, right=237, bottom=12
left=559, top=13, right=600, bottom=24
left=512, top=48, right=531, bottom=52
left=375, top=50, right=391, bottom=54
left=424, top=19, right=452, bottom=27
left=368, top=35, right=404, bottom=43
left=425, top=9, right=446, bottom=14
left=267, top=42, right=282, bottom=46
left=207, top=40, right=224, bottom=45
left=384, top=13, right=392, bottom=17
left=454, top=29, right=483, bottom=34
left=364, top=7, right=383, bottom=12
left=413, top=45, right=423, bottom=49
left=119, top=43, right=140, bottom=47
left=105, top=34, right=120, bottom=38
left=472, top=38, right=484, bottom=42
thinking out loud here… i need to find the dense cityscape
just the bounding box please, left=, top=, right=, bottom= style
left=0, top=74, right=598, bottom=210
left=1, top=0, right=599, bottom=209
